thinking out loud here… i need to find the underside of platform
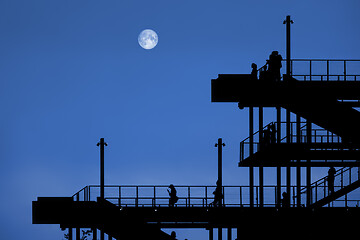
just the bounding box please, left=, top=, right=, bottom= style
left=33, top=197, right=360, bottom=239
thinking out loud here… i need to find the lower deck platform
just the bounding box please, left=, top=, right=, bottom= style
left=33, top=197, right=360, bottom=239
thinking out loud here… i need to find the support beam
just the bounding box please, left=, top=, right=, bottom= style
left=306, top=120, right=312, bottom=206
left=259, top=107, right=264, bottom=207
left=283, top=15, right=293, bottom=77
left=249, top=107, right=254, bottom=207
left=215, top=138, right=225, bottom=197
left=286, top=109, right=291, bottom=206
left=227, top=228, right=231, bottom=240
left=296, top=115, right=301, bottom=207
left=92, top=228, right=97, bottom=240
left=76, top=228, right=80, bottom=240
left=209, top=228, right=213, bottom=240
left=218, top=228, right=222, bottom=240
left=97, top=138, right=108, bottom=200
left=69, top=228, right=73, bottom=240
left=276, top=107, right=281, bottom=207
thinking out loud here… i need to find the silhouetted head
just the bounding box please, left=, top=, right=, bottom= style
left=251, top=63, right=257, bottom=69
left=169, top=184, right=174, bottom=189
left=272, top=51, right=278, bottom=56
left=171, top=231, right=176, bottom=239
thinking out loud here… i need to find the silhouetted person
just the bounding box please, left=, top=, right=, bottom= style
left=281, top=191, right=290, bottom=207
left=167, top=184, right=178, bottom=207
left=328, top=167, right=336, bottom=195
left=212, top=180, right=223, bottom=207
left=170, top=231, right=177, bottom=240
left=259, top=65, right=267, bottom=81
left=267, top=51, right=283, bottom=82
left=270, top=124, right=276, bottom=144
left=251, top=63, right=258, bottom=80
left=262, top=126, right=271, bottom=149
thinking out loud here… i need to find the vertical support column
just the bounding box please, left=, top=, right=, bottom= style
left=286, top=110, right=291, bottom=206
left=215, top=138, right=225, bottom=196
left=276, top=107, right=281, bottom=207
left=92, top=228, right=97, bottom=240
left=227, top=228, right=231, bottom=240
left=76, top=228, right=80, bottom=240
left=306, top=120, right=312, bottom=206
left=296, top=115, right=301, bottom=207
left=259, top=107, right=264, bottom=207
left=218, top=228, right=222, bottom=240
left=283, top=15, right=293, bottom=78
left=97, top=138, right=108, bottom=200
left=209, top=228, right=214, bottom=240
left=68, top=228, right=73, bottom=240
left=249, top=107, right=254, bottom=207
left=101, top=230, right=104, bottom=240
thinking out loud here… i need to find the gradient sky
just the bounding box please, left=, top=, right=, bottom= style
left=1, top=0, right=360, bottom=239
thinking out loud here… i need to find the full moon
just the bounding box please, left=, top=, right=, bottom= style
left=138, top=29, right=158, bottom=50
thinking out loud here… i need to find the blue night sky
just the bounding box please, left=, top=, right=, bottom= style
left=1, top=0, right=360, bottom=239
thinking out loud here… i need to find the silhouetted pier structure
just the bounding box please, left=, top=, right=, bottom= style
left=33, top=16, right=360, bottom=240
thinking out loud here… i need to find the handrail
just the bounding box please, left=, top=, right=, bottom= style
left=288, top=59, right=360, bottom=82
left=239, top=121, right=351, bottom=162
left=71, top=184, right=360, bottom=208
left=296, top=166, right=360, bottom=205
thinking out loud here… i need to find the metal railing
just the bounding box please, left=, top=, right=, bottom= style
left=298, top=166, right=360, bottom=206
left=239, top=121, right=348, bottom=162
left=71, top=184, right=360, bottom=208
left=288, top=59, right=360, bottom=82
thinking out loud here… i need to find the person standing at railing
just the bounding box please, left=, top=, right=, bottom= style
left=328, top=167, right=336, bottom=195
left=211, top=180, right=223, bottom=207
left=251, top=63, right=258, bottom=80
left=267, top=51, right=283, bottom=82
left=281, top=191, right=290, bottom=207
left=167, top=184, right=178, bottom=207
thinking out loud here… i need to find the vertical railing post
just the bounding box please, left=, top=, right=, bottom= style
left=119, top=186, right=121, bottom=207
left=222, top=186, right=225, bottom=206
left=349, top=167, right=352, bottom=185
left=153, top=186, right=156, bottom=207
left=309, top=60, right=312, bottom=81
left=188, top=186, right=191, bottom=207
left=344, top=60, right=347, bottom=81
left=240, top=186, right=242, bottom=206
left=136, top=186, right=139, bottom=207
left=327, top=60, right=330, bottom=81
left=205, top=186, right=208, bottom=207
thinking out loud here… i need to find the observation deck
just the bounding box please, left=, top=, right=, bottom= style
left=33, top=184, right=360, bottom=239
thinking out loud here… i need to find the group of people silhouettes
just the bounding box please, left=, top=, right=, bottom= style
left=261, top=124, right=276, bottom=149
left=251, top=51, right=283, bottom=82
left=168, top=166, right=335, bottom=208
left=167, top=182, right=223, bottom=207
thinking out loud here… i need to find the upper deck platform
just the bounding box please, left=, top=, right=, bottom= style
left=211, top=74, right=360, bottom=106
left=211, top=59, right=360, bottom=106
